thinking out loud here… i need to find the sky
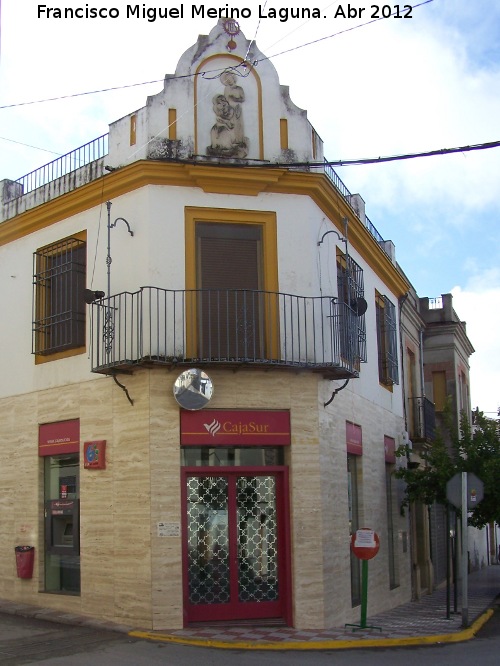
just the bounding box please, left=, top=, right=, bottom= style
left=0, top=0, right=499, bottom=414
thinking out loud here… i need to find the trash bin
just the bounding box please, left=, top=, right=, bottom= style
left=15, top=546, right=35, bottom=579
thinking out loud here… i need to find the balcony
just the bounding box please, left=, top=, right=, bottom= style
left=408, top=396, right=436, bottom=442
left=90, top=287, right=363, bottom=379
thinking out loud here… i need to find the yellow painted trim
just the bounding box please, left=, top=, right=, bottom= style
left=168, top=108, right=177, bottom=140
left=1, top=161, right=410, bottom=297
left=128, top=608, right=495, bottom=650
left=35, top=345, right=86, bottom=365
left=130, top=115, right=137, bottom=146
left=280, top=119, right=288, bottom=150
left=184, top=207, right=279, bottom=358
left=193, top=54, right=264, bottom=159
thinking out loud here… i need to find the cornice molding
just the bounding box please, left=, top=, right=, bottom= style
left=1, top=161, right=410, bottom=296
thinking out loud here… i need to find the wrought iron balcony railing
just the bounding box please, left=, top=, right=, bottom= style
left=90, top=287, right=363, bottom=378
left=408, top=396, right=436, bottom=442
left=6, top=134, right=109, bottom=201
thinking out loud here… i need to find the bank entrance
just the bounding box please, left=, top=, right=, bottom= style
left=180, top=410, right=292, bottom=626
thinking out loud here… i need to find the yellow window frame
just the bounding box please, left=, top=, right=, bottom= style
left=184, top=207, right=279, bottom=360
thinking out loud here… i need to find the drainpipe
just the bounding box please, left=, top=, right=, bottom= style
left=419, top=327, right=425, bottom=399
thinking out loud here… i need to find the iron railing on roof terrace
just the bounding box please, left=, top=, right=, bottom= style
left=323, top=160, right=352, bottom=200
left=322, top=159, right=386, bottom=247
left=6, top=136, right=387, bottom=252
left=408, top=396, right=436, bottom=442
left=9, top=134, right=109, bottom=200
left=90, top=286, right=363, bottom=379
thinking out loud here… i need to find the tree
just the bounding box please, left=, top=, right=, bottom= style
left=395, top=408, right=500, bottom=528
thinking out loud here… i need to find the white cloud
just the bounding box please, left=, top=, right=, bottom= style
left=452, top=270, right=500, bottom=415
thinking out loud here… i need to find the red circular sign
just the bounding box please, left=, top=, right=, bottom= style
left=223, top=19, right=240, bottom=36
left=351, top=528, right=380, bottom=560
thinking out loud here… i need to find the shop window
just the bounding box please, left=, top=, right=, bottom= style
left=375, top=291, right=399, bottom=385
left=386, top=464, right=399, bottom=589
left=347, top=453, right=361, bottom=606
left=44, top=454, right=80, bottom=594
left=33, top=235, right=86, bottom=357
left=181, top=447, right=284, bottom=467
left=337, top=250, right=367, bottom=366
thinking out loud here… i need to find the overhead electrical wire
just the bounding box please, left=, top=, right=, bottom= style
left=255, top=0, right=435, bottom=65
left=0, top=0, right=434, bottom=111
left=309, top=140, right=500, bottom=167
left=141, top=139, right=499, bottom=168
left=0, top=135, right=62, bottom=156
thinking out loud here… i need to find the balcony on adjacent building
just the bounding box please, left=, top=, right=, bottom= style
left=408, top=396, right=436, bottom=443
left=90, top=287, right=364, bottom=379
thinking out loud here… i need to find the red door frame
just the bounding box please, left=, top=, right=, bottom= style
left=181, top=466, right=292, bottom=626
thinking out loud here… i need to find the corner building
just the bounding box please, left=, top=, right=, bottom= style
left=0, top=20, right=413, bottom=629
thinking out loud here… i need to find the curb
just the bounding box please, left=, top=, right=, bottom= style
left=128, top=608, right=494, bottom=650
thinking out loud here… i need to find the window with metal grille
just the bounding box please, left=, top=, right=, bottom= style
left=336, top=251, right=367, bottom=365
left=375, top=292, right=399, bottom=385
left=33, top=237, right=86, bottom=356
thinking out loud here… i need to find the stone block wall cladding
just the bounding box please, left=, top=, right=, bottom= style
left=0, top=365, right=410, bottom=630
left=323, top=388, right=411, bottom=627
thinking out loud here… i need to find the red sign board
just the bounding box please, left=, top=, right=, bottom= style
left=49, top=499, right=76, bottom=516
left=84, top=441, right=106, bottom=469
left=351, top=528, right=380, bottom=560
left=180, top=410, right=291, bottom=446
left=39, top=420, right=80, bottom=457
left=346, top=421, right=362, bottom=455
left=384, top=435, right=396, bottom=464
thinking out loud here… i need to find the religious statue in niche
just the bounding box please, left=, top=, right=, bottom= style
left=206, top=71, right=249, bottom=158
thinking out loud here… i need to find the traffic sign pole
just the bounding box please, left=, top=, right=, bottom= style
left=461, top=471, right=468, bottom=627
left=360, top=560, right=369, bottom=628
left=345, top=529, right=382, bottom=632
left=446, top=471, right=484, bottom=629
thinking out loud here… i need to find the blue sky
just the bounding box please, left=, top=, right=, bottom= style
left=1, top=1, right=499, bottom=414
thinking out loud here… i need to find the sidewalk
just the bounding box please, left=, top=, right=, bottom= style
left=2, top=565, right=499, bottom=650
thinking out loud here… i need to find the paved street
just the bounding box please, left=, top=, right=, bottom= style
left=0, top=610, right=499, bottom=666
left=0, top=565, right=499, bottom=664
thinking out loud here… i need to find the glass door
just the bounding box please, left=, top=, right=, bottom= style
left=182, top=470, right=289, bottom=624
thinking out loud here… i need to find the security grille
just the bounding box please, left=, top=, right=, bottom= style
left=33, top=238, right=86, bottom=355
left=237, top=476, right=278, bottom=602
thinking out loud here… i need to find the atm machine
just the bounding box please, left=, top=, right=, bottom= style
left=45, top=499, right=80, bottom=591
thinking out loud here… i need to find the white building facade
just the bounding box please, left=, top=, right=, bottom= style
left=0, top=20, right=412, bottom=630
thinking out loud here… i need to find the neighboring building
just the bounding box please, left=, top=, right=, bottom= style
left=400, top=291, right=482, bottom=596
left=1, top=20, right=472, bottom=630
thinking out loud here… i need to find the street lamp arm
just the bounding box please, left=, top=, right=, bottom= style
left=110, top=217, right=134, bottom=236
left=317, top=229, right=346, bottom=246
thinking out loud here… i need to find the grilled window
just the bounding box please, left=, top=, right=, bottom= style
left=375, top=292, right=399, bottom=385
left=336, top=251, right=367, bottom=364
left=33, top=237, right=86, bottom=356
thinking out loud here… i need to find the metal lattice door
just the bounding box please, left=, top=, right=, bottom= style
left=182, top=470, right=288, bottom=624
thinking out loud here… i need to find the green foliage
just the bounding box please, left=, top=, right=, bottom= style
left=395, top=408, right=500, bottom=528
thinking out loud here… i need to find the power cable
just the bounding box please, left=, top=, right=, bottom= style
left=254, top=0, right=435, bottom=65
left=244, top=0, right=268, bottom=62
left=0, top=135, right=62, bottom=156
left=0, top=0, right=434, bottom=111
left=313, top=140, right=500, bottom=167
left=175, top=139, right=498, bottom=169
